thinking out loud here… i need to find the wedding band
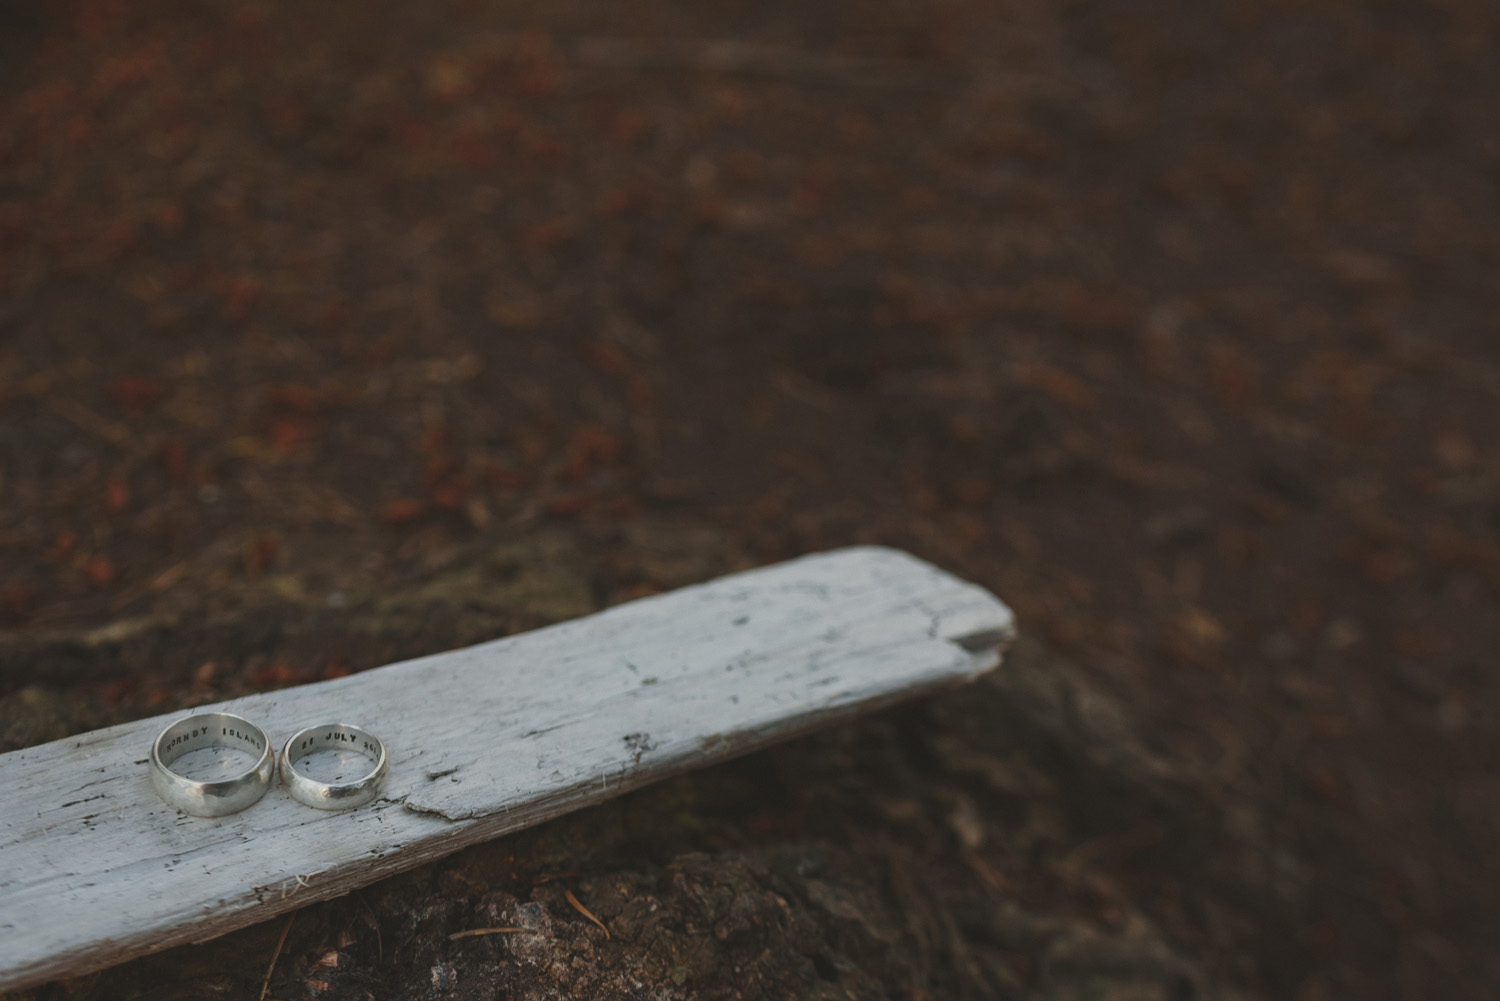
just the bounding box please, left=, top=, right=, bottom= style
left=149, top=712, right=275, bottom=817
left=279, top=723, right=389, bottom=810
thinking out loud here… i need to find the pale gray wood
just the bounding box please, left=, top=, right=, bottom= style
left=0, top=547, right=1013, bottom=991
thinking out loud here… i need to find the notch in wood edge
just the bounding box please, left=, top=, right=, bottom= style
left=949, top=624, right=1016, bottom=656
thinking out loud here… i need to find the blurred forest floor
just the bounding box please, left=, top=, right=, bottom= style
left=1, top=0, right=1498, bottom=998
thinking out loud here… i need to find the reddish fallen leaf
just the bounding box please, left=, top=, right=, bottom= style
left=1339, top=537, right=1413, bottom=584
left=265, top=384, right=321, bottom=413
left=1307, top=713, right=1353, bottom=739
left=84, top=556, right=116, bottom=587
left=101, top=676, right=140, bottom=704
left=223, top=274, right=263, bottom=321
left=159, top=441, right=190, bottom=480
left=269, top=416, right=319, bottom=454
left=746, top=794, right=810, bottom=836
left=948, top=414, right=980, bottom=443
left=596, top=184, right=650, bottom=216
left=512, top=38, right=562, bottom=99
left=453, top=132, right=496, bottom=168
left=384, top=114, right=431, bottom=149
left=107, top=376, right=164, bottom=414
left=314, top=299, right=349, bottom=331
left=98, top=220, right=141, bottom=262
left=586, top=340, right=626, bottom=376
left=519, top=217, right=575, bottom=250
left=607, top=110, right=646, bottom=145
left=104, top=477, right=130, bottom=514
left=541, top=493, right=589, bottom=517
left=949, top=478, right=993, bottom=507
left=382, top=498, right=426, bottom=526
left=607, top=496, right=639, bottom=519
left=430, top=480, right=468, bottom=510
left=792, top=175, right=828, bottom=213
left=250, top=661, right=298, bottom=687
left=153, top=201, right=182, bottom=234
left=50, top=531, right=78, bottom=559
left=263, top=94, right=308, bottom=136
left=625, top=377, right=655, bottom=409
left=1012, top=362, right=1096, bottom=409
left=754, top=496, right=786, bottom=520
left=1391, top=627, right=1439, bottom=661
left=1425, top=527, right=1500, bottom=570
left=560, top=425, right=623, bottom=482
left=242, top=536, right=280, bottom=575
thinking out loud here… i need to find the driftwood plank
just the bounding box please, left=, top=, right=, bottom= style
left=0, top=547, right=1013, bottom=991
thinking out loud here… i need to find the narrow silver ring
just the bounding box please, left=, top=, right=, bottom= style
left=279, top=723, right=389, bottom=811
left=149, top=712, right=275, bottom=817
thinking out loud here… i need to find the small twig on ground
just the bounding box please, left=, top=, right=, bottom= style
left=959, top=848, right=1010, bottom=894
left=355, top=891, right=382, bottom=964
left=448, top=927, right=527, bottom=941
left=564, top=889, right=610, bottom=939
left=258, top=913, right=295, bottom=1001
left=47, top=398, right=132, bottom=446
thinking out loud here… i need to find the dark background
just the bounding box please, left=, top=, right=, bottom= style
left=1, top=0, right=1497, bottom=998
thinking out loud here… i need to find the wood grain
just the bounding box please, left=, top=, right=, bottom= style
left=0, top=547, right=1013, bottom=991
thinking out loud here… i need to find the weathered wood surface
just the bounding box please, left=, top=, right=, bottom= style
left=0, top=547, right=1013, bottom=992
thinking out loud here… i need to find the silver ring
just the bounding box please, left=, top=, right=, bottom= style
left=279, top=723, right=389, bottom=810
left=149, top=712, right=275, bottom=817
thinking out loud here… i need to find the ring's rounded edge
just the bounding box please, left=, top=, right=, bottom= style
left=147, top=712, right=275, bottom=818
left=280, top=723, right=389, bottom=811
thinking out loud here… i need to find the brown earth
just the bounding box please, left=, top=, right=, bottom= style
left=2, top=0, right=1498, bottom=997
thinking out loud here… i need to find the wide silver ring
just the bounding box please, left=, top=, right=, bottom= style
left=149, top=712, right=275, bottom=817
left=279, top=723, right=389, bottom=811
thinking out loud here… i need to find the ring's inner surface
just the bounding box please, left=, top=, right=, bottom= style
left=157, top=715, right=266, bottom=782
left=287, top=726, right=382, bottom=785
